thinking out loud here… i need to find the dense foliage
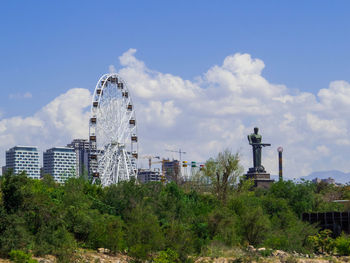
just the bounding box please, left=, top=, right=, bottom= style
left=0, top=151, right=348, bottom=262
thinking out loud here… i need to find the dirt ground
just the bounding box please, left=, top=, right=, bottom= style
left=2, top=250, right=350, bottom=263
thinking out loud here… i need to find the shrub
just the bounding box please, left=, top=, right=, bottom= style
left=126, top=205, right=164, bottom=260
left=308, top=229, right=334, bottom=254
left=153, top=248, right=180, bottom=263
left=259, top=248, right=273, bottom=257
left=334, top=235, right=350, bottom=255
left=9, top=250, right=37, bottom=263
left=238, top=206, right=270, bottom=245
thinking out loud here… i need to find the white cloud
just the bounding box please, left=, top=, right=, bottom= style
left=143, top=101, right=181, bottom=127
left=316, top=145, right=330, bottom=156
left=2, top=49, right=350, bottom=178
left=306, top=113, right=347, bottom=138
left=116, top=49, right=350, bottom=177
left=0, top=88, right=91, bottom=168
left=9, top=92, right=33, bottom=99
left=109, top=65, right=116, bottom=73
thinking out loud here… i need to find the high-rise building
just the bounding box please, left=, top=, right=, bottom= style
left=5, top=146, right=40, bottom=179
left=43, top=147, right=77, bottom=183
left=162, top=159, right=180, bottom=182
left=2, top=166, right=7, bottom=175
left=138, top=168, right=162, bottom=183
left=66, top=139, right=90, bottom=178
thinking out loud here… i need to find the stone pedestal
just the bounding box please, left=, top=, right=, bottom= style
left=245, top=172, right=274, bottom=189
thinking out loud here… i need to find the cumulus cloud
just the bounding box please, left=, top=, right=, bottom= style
left=116, top=49, right=350, bottom=178
left=2, top=49, right=350, bottom=178
left=0, top=88, right=91, bottom=165
left=109, top=65, right=116, bottom=73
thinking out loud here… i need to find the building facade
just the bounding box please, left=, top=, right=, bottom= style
left=43, top=147, right=77, bottom=183
left=5, top=146, right=40, bottom=179
left=162, top=159, right=180, bottom=182
left=312, top=177, right=336, bottom=185
left=67, top=139, right=90, bottom=178
left=138, top=168, right=162, bottom=183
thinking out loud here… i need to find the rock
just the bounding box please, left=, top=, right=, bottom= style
left=247, top=245, right=255, bottom=252
left=257, top=248, right=266, bottom=251
left=272, top=250, right=288, bottom=258
left=97, top=248, right=110, bottom=254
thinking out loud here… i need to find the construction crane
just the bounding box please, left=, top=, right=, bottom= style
left=165, top=149, right=186, bottom=162
left=141, top=155, right=160, bottom=169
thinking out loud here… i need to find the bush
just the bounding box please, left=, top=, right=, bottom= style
left=334, top=235, right=350, bottom=255
left=51, top=227, right=77, bottom=262
left=308, top=229, right=334, bottom=254
left=238, top=206, right=270, bottom=245
left=1, top=162, right=337, bottom=261
left=9, top=250, right=37, bottom=263
left=88, top=214, right=126, bottom=253
left=208, top=207, right=239, bottom=246
left=126, top=205, right=164, bottom=259
left=153, top=249, right=180, bottom=263
left=259, top=248, right=273, bottom=257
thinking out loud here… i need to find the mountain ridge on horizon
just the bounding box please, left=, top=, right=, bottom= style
left=301, top=170, right=350, bottom=184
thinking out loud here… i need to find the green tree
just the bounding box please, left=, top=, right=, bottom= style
left=1, top=171, right=31, bottom=213
left=9, top=250, right=37, bottom=263
left=308, top=229, right=334, bottom=254
left=88, top=213, right=126, bottom=253
left=238, top=206, right=270, bottom=245
left=268, top=180, right=316, bottom=215
left=334, top=234, right=350, bottom=255
left=153, top=248, right=180, bottom=263
left=207, top=207, right=239, bottom=246
left=126, top=205, right=164, bottom=260
left=203, top=149, right=242, bottom=202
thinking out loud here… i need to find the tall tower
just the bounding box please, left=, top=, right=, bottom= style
left=67, top=139, right=90, bottom=178
left=5, top=146, right=40, bottom=179
left=43, top=147, right=77, bottom=183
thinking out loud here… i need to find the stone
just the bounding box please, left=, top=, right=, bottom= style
left=97, top=248, right=110, bottom=254
left=272, top=250, right=289, bottom=258
left=247, top=245, right=255, bottom=252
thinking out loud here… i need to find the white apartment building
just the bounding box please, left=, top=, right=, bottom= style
left=5, top=146, right=40, bottom=179
left=43, top=147, right=77, bottom=183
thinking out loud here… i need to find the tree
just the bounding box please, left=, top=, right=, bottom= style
left=308, top=229, right=334, bottom=254
left=1, top=171, right=31, bottom=213
left=203, top=149, right=242, bottom=202
left=126, top=204, right=164, bottom=260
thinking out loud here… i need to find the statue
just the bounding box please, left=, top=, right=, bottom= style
left=247, top=127, right=271, bottom=173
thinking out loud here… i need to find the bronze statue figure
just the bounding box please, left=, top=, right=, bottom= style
left=247, top=127, right=271, bottom=173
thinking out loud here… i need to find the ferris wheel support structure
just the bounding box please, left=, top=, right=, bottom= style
left=89, top=73, right=138, bottom=186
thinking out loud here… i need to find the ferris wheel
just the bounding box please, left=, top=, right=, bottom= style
left=89, top=73, right=138, bottom=186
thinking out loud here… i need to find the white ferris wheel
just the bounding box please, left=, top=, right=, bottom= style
left=89, top=73, right=138, bottom=186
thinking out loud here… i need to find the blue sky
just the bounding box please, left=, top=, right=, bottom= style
left=1, top=1, right=350, bottom=177
left=1, top=1, right=350, bottom=117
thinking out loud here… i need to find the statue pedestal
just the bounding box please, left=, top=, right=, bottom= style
left=244, top=172, right=274, bottom=189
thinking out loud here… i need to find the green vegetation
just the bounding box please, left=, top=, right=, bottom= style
left=8, top=250, right=37, bottom=263
left=0, top=150, right=349, bottom=262
left=308, top=229, right=350, bottom=256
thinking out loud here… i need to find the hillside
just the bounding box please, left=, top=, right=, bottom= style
left=302, top=170, right=350, bottom=184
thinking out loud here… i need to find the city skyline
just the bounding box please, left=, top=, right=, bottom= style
left=1, top=1, right=350, bottom=178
